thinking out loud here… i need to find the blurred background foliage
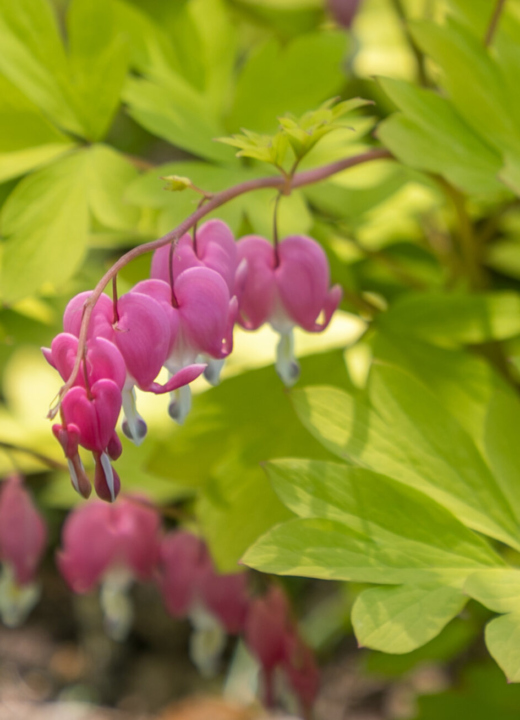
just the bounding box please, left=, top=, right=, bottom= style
left=3, top=0, right=520, bottom=717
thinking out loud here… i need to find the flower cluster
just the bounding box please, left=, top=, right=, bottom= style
left=56, top=499, right=318, bottom=713
left=44, top=219, right=341, bottom=501
left=0, top=475, right=47, bottom=627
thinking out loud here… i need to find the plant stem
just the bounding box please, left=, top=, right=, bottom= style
left=0, top=441, right=68, bottom=471
left=485, top=0, right=507, bottom=46
left=48, top=147, right=392, bottom=416
left=439, top=179, right=485, bottom=290
left=389, top=0, right=429, bottom=86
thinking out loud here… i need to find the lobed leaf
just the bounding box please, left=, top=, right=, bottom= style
left=352, top=584, right=467, bottom=654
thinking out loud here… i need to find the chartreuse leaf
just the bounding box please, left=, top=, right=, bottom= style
left=485, top=613, right=520, bottom=683
left=146, top=351, right=348, bottom=570
left=291, top=365, right=520, bottom=549
left=352, top=584, right=467, bottom=654
left=377, top=77, right=503, bottom=195
left=87, top=144, right=139, bottom=231
left=0, top=144, right=140, bottom=301
left=465, top=570, right=520, bottom=614
left=0, top=151, right=90, bottom=303
left=263, top=460, right=503, bottom=573
left=217, top=129, right=289, bottom=167
left=0, top=75, right=75, bottom=182
left=0, top=0, right=83, bottom=135
left=372, top=331, right=502, bottom=447
left=188, top=0, right=237, bottom=116
left=483, top=390, right=520, bottom=523
left=66, top=0, right=129, bottom=141
left=411, top=19, right=520, bottom=156
left=378, top=291, right=520, bottom=345
left=228, top=32, right=348, bottom=134
left=123, top=75, right=230, bottom=163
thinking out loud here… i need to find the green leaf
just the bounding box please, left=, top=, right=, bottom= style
left=485, top=612, right=520, bottom=683
left=228, top=32, right=348, bottom=134
left=0, top=0, right=83, bottom=136
left=483, top=390, right=520, bottom=524
left=465, top=570, right=520, bottom=614
left=291, top=365, right=520, bottom=549
left=378, top=291, right=520, bottom=345
left=198, top=463, right=293, bottom=572
left=352, top=584, right=467, bottom=654
left=411, top=19, right=520, bottom=156
left=264, top=459, right=503, bottom=571
left=146, top=351, right=348, bottom=569
left=123, top=75, right=230, bottom=162
left=377, top=77, right=503, bottom=195
left=0, top=150, right=90, bottom=302
left=66, top=0, right=129, bottom=141
left=87, top=144, right=140, bottom=231
left=373, top=331, right=502, bottom=447
left=0, top=75, right=75, bottom=182
left=188, top=0, right=237, bottom=116
left=242, top=515, right=499, bottom=586
left=217, top=129, right=289, bottom=167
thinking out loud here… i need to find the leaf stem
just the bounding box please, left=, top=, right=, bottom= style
left=485, top=0, right=507, bottom=46
left=0, top=440, right=68, bottom=472
left=389, top=0, right=430, bottom=86
left=48, top=147, right=393, bottom=417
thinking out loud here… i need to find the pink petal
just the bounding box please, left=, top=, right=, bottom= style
left=158, top=531, right=211, bottom=617
left=148, top=363, right=206, bottom=394
left=194, top=220, right=238, bottom=294
left=200, top=569, right=250, bottom=634
left=132, top=279, right=179, bottom=356
left=175, top=267, right=233, bottom=359
left=236, top=236, right=277, bottom=330
left=151, top=221, right=238, bottom=295
left=63, top=291, right=114, bottom=339
left=0, top=476, right=47, bottom=586
left=113, top=497, right=162, bottom=580
left=276, top=235, right=333, bottom=332
left=110, top=292, right=171, bottom=389
left=244, top=586, right=292, bottom=672
left=57, top=501, right=117, bottom=592
left=62, top=380, right=122, bottom=453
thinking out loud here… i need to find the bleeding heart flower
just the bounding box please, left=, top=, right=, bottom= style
left=158, top=531, right=250, bottom=675
left=59, top=379, right=123, bottom=502
left=57, top=496, right=162, bottom=640
left=134, top=270, right=236, bottom=424
left=151, top=220, right=240, bottom=296
left=236, top=234, right=342, bottom=386
left=42, top=334, right=126, bottom=390
left=244, top=584, right=319, bottom=712
left=0, top=475, right=47, bottom=627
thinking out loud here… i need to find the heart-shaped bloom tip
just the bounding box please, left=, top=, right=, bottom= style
left=42, top=334, right=126, bottom=390
left=61, top=380, right=122, bottom=454
left=57, top=496, right=162, bottom=594
left=237, top=234, right=342, bottom=333
left=151, top=220, right=239, bottom=295
left=0, top=476, right=47, bottom=586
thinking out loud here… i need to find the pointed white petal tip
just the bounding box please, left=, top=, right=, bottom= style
left=100, top=453, right=116, bottom=502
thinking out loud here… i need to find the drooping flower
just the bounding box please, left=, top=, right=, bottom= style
left=42, top=333, right=127, bottom=392
left=55, top=379, right=123, bottom=502
left=237, top=235, right=342, bottom=385
left=57, top=496, right=162, bottom=640
left=134, top=269, right=237, bottom=424
left=0, top=475, right=47, bottom=627
left=244, top=585, right=319, bottom=713
left=158, top=531, right=250, bottom=675
left=151, top=220, right=244, bottom=388
left=151, top=220, right=241, bottom=297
